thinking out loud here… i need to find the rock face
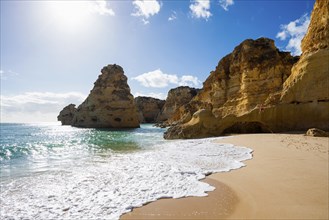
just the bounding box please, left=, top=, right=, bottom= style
left=300, top=0, right=329, bottom=56
left=280, top=0, right=329, bottom=104
left=193, top=37, right=298, bottom=118
left=135, top=96, right=165, bottom=123
left=71, top=64, right=140, bottom=128
left=156, top=86, right=200, bottom=122
left=57, top=104, right=77, bottom=125
left=165, top=102, right=329, bottom=139
left=165, top=0, right=329, bottom=139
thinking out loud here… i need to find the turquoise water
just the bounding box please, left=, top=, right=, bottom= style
left=0, top=123, right=252, bottom=219
left=0, top=123, right=165, bottom=178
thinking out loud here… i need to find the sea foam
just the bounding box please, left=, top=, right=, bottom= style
left=0, top=137, right=252, bottom=220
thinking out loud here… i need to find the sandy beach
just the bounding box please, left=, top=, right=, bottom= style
left=121, top=133, right=329, bottom=219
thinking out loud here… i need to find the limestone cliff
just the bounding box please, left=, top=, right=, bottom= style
left=71, top=64, right=140, bottom=128
left=281, top=0, right=329, bottom=103
left=166, top=38, right=297, bottom=127
left=193, top=37, right=298, bottom=118
left=164, top=102, right=329, bottom=139
left=164, top=0, right=329, bottom=139
left=156, top=86, right=200, bottom=122
left=135, top=96, right=165, bottom=123
left=57, top=104, right=77, bottom=125
left=300, top=0, right=329, bottom=56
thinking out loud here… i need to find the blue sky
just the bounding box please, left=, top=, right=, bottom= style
left=1, top=0, right=314, bottom=122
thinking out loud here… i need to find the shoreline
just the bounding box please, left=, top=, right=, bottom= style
left=121, top=133, right=329, bottom=219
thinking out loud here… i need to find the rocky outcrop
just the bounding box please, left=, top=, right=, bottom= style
left=156, top=86, right=200, bottom=122
left=57, top=104, right=77, bottom=125
left=71, top=64, right=140, bottom=128
left=164, top=0, right=329, bottom=139
left=165, top=102, right=329, bottom=139
left=135, top=96, right=165, bottom=123
left=164, top=37, right=298, bottom=135
left=166, top=100, right=213, bottom=126
left=192, top=37, right=298, bottom=118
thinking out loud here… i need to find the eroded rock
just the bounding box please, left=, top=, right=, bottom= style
left=164, top=0, right=329, bottom=139
left=71, top=64, right=140, bottom=128
left=281, top=0, right=329, bottom=104
left=57, top=104, right=77, bottom=125
left=156, top=86, right=200, bottom=123
left=194, top=37, right=298, bottom=118
left=135, top=96, right=165, bottom=123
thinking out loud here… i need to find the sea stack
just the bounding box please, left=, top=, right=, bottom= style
left=71, top=64, right=140, bottom=128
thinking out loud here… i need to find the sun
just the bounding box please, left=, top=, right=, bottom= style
left=47, top=1, right=93, bottom=30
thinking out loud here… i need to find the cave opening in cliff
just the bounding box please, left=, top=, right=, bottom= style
left=223, top=121, right=272, bottom=134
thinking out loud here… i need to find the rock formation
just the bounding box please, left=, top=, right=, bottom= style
left=165, top=38, right=298, bottom=128
left=156, top=86, right=200, bottom=123
left=165, top=0, right=329, bottom=139
left=165, top=102, right=329, bottom=139
left=189, top=37, right=298, bottom=118
left=57, top=104, right=77, bottom=125
left=280, top=0, right=329, bottom=104
left=71, top=64, right=140, bottom=128
left=135, top=96, right=165, bottom=123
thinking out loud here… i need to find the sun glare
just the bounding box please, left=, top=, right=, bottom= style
left=47, top=1, right=93, bottom=30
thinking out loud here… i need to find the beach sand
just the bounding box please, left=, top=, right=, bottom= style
left=121, top=133, right=329, bottom=219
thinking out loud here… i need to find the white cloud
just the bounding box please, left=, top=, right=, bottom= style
left=219, top=0, right=234, bottom=11
left=132, top=0, right=161, bottom=24
left=133, top=69, right=178, bottom=88
left=133, top=69, right=201, bottom=88
left=179, top=75, right=201, bottom=87
left=190, top=0, right=212, bottom=20
left=134, top=92, right=167, bottom=100
left=168, top=11, right=177, bottom=21
left=1, top=92, right=86, bottom=122
left=276, top=14, right=310, bottom=56
left=91, top=0, right=115, bottom=16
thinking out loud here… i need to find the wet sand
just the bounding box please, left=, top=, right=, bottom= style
left=121, top=133, right=329, bottom=219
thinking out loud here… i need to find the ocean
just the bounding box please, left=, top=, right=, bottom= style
left=0, top=123, right=252, bottom=219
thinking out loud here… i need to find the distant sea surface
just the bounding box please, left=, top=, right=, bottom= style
left=0, top=123, right=252, bottom=219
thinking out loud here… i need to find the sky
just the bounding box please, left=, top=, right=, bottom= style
left=1, top=0, right=315, bottom=123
